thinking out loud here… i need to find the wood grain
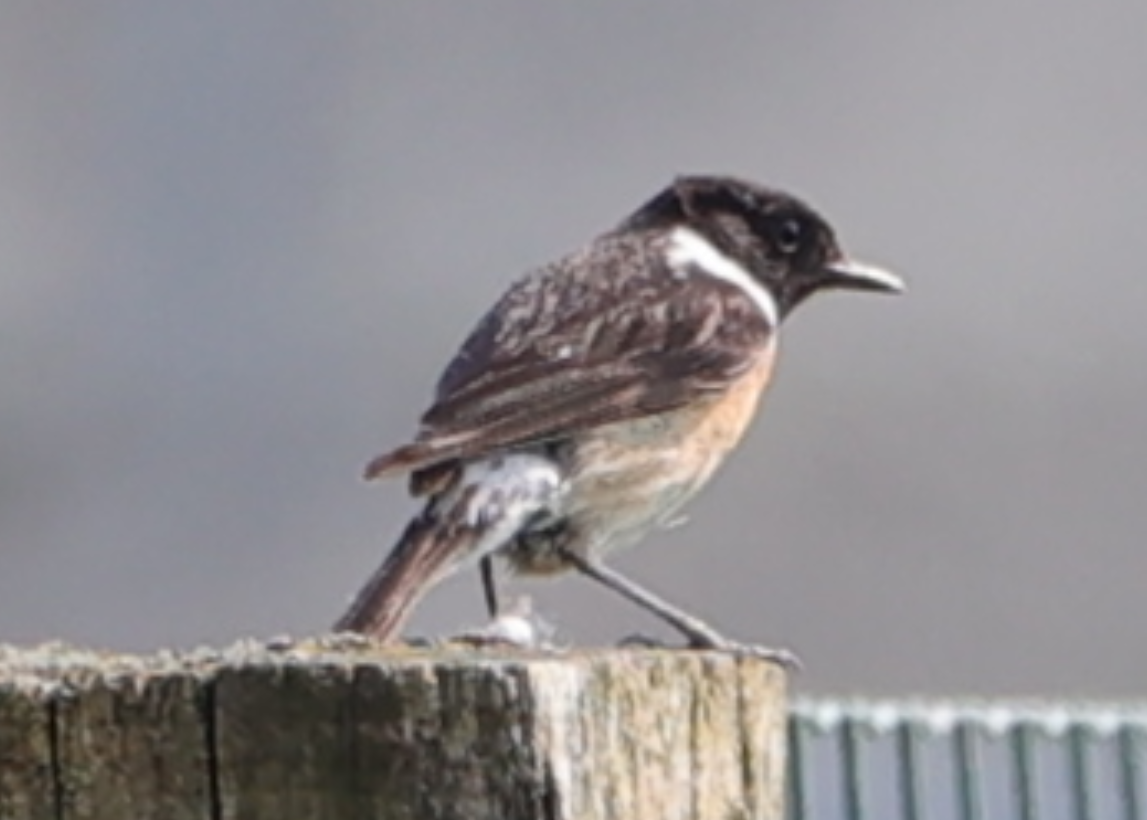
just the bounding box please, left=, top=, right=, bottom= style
left=0, top=640, right=787, bottom=820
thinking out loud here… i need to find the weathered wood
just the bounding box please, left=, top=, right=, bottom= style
left=0, top=663, right=55, bottom=820
left=0, top=639, right=788, bottom=820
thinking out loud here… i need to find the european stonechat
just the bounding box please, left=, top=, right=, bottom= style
left=335, top=175, right=902, bottom=665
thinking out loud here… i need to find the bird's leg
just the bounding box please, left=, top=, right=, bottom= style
left=557, top=547, right=800, bottom=670
left=479, top=555, right=500, bottom=618
left=452, top=561, right=553, bottom=650
left=559, top=550, right=730, bottom=647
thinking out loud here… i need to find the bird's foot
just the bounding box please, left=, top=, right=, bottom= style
left=616, top=632, right=801, bottom=671
left=450, top=597, right=555, bottom=649
left=689, top=636, right=802, bottom=671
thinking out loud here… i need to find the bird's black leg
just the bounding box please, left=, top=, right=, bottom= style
left=479, top=555, right=500, bottom=618
left=556, top=547, right=800, bottom=670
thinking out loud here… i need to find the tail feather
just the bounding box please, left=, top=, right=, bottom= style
left=363, top=433, right=477, bottom=481
left=337, top=452, right=566, bottom=642
left=363, top=443, right=435, bottom=481
left=333, top=513, right=477, bottom=640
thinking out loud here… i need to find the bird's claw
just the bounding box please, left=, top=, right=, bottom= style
left=450, top=597, right=554, bottom=649
left=690, top=638, right=802, bottom=671
left=451, top=622, right=538, bottom=649
left=616, top=633, right=801, bottom=671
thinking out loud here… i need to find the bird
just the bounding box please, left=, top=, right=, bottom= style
left=335, top=175, right=903, bottom=665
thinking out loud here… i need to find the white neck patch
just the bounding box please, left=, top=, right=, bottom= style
left=666, top=227, right=779, bottom=328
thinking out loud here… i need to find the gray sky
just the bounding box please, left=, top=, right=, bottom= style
left=2, top=3, right=1146, bottom=696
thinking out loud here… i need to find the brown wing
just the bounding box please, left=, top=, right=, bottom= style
left=365, top=233, right=774, bottom=480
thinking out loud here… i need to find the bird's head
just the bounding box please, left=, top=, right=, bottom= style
left=623, top=175, right=904, bottom=317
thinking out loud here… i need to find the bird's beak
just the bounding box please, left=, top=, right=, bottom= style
left=822, top=257, right=905, bottom=294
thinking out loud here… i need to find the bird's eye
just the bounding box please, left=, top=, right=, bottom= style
left=775, top=218, right=803, bottom=254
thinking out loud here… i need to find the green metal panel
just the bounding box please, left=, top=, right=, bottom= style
left=788, top=699, right=1147, bottom=820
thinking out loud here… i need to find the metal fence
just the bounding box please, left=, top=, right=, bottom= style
left=788, top=699, right=1147, bottom=820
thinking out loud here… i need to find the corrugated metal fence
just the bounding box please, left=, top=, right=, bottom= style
left=788, top=699, right=1147, bottom=820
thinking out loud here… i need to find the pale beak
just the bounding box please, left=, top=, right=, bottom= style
left=823, top=258, right=905, bottom=294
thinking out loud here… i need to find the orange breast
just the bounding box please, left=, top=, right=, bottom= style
left=512, top=343, right=777, bottom=574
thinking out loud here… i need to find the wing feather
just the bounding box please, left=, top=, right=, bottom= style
left=365, top=233, right=773, bottom=480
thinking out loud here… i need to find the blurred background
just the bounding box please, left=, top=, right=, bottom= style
left=1, top=3, right=1144, bottom=696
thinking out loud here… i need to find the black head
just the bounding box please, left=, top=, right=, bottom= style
left=621, top=175, right=903, bottom=316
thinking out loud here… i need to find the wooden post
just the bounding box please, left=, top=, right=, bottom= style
left=0, top=640, right=788, bottom=820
